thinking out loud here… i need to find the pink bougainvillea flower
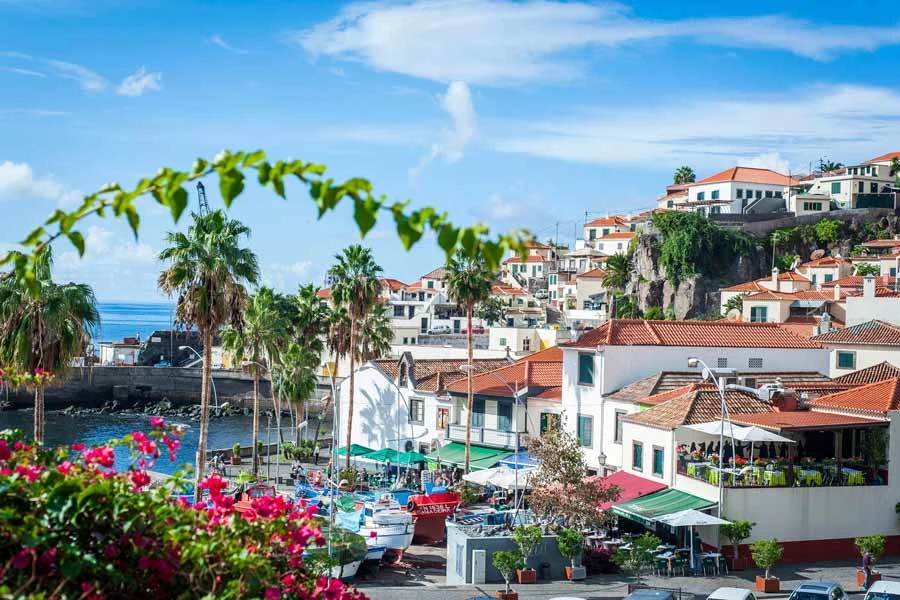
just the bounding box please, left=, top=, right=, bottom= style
left=130, top=470, right=151, bottom=490
left=0, top=439, right=10, bottom=461
left=81, top=582, right=94, bottom=594
left=57, top=461, right=73, bottom=475
left=150, top=416, right=165, bottom=428
left=265, top=587, right=281, bottom=600
left=13, top=441, right=23, bottom=451
left=11, top=548, right=31, bottom=570
left=71, top=442, right=85, bottom=451
left=15, top=464, right=43, bottom=482
left=84, top=446, right=115, bottom=468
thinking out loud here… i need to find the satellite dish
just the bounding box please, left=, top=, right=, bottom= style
left=789, top=258, right=801, bottom=271
left=726, top=308, right=742, bottom=321
left=810, top=249, right=826, bottom=260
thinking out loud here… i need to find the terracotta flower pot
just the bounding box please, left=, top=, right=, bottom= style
left=516, top=569, right=536, bottom=584
left=756, top=576, right=780, bottom=593
left=495, top=591, right=518, bottom=600
left=858, top=570, right=882, bottom=587
left=231, top=456, right=241, bottom=465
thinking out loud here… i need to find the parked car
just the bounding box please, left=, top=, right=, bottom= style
left=427, top=325, right=452, bottom=335
left=708, top=588, right=757, bottom=600
left=623, top=589, right=677, bottom=600
left=790, top=582, right=849, bottom=600
left=153, top=361, right=172, bottom=368
left=460, top=325, right=485, bottom=334
left=534, top=289, right=549, bottom=299
left=865, top=580, right=900, bottom=600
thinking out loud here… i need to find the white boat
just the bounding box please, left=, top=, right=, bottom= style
left=365, top=542, right=386, bottom=562
left=330, top=558, right=363, bottom=580
left=360, top=510, right=415, bottom=551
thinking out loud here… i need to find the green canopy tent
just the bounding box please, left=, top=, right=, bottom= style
left=398, top=451, right=428, bottom=465
left=362, top=448, right=400, bottom=463
left=610, top=488, right=717, bottom=528
left=426, top=442, right=512, bottom=471
left=332, top=444, right=375, bottom=458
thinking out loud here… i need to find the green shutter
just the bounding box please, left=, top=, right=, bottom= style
left=653, top=447, right=664, bottom=476
left=578, top=354, right=594, bottom=385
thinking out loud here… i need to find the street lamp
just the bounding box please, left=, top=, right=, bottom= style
left=179, top=345, right=218, bottom=411
left=459, top=365, right=527, bottom=507
left=686, top=357, right=738, bottom=536
left=242, top=360, right=268, bottom=476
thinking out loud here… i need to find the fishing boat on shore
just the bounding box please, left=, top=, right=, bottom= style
left=405, top=487, right=460, bottom=544
left=305, top=527, right=368, bottom=580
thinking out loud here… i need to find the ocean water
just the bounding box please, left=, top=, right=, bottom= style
left=95, top=302, right=176, bottom=343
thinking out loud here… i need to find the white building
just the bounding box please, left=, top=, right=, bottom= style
left=813, top=319, right=900, bottom=376
left=797, top=162, right=895, bottom=210
left=594, top=233, right=635, bottom=255
left=581, top=216, right=629, bottom=248
left=681, top=167, right=794, bottom=215
left=575, top=267, right=609, bottom=310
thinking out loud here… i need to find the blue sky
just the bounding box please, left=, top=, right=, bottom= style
left=4, top=0, right=900, bottom=300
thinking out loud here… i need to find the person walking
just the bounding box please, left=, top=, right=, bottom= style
left=313, top=443, right=320, bottom=465
left=863, top=549, right=873, bottom=590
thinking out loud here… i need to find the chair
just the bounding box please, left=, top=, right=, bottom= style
left=670, top=557, right=687, bottom=576
left=701, top=555, right=718, bottom=575
left=653, top=557, right=669, bottom=577
left=717, top=555, right=729, bottom=574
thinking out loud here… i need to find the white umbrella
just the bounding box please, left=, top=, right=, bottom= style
left=731, top=426, right=794, bottom=463
left=462, top=466, right=536, bottom=491
left=657, top=509, right=731, bottom=572
left=682, top=421, right=748, bottom=437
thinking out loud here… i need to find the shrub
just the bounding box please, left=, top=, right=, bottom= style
left=721, top=520, right=755, bottom=558
left=232, top=442, right=241, bottom=456
left=855, top=534, right=886, bottom=564
left=556, top=528, right=584, bottom=567
left=493, top=550, right=523, bottom=593
left=854, top=263, right=881, bottom=276
left=651, top=211, right=754, bottom=283
left=459, top=483, right=480, bottom=506
left=612, top=532, right=660, bottom=584
left=815, top=218, right=841, bottom=243
left=0, top=425, right=362, bottom=600
left=750, top=537, right=782, bottom=579
left=644, top=306, right=664, bottom=320
left=723, top=295, right=744, bottom=316
left=512, top=525, right=543, bottom=569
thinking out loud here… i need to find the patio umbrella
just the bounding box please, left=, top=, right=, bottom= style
left=657, top=509, right=731, bottom=572
left=682, top=421, right=748, bottom=437
left=332, top=444, right=375, bottom=458
left=462, top=465, right=536, bottom=491
left=362, top=448, right=400, bottom=463
left=731, top=426, right=794, bottom=463
left=398, top=451, right=428, bottom=465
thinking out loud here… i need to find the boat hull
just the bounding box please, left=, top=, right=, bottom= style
left=407, top=490, right=460, bottom=544
left=362, top=522, right=415, bottom=551
left=331, top=559, right=363, bottom=580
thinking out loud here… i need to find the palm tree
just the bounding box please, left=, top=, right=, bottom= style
left=0, top=250, right=99, bottom=444
left=221, top=287, right=282, bottom=476
left=158, top=210, right=259, bottom=500
left=328, top=245, right=383, bottom=470
left=271, top=342, right=321, bottom=446
left=319, top=304, right=350, bottom=450
left=673, top=166, right=696, bottom=184
left=602, top=253, right=631, bottom=291
left=818, top=158, right=843, bottom=173
left=891, top=157, right=900, bottom=179
left=444, top=251, right=493, bottom=473
left=354, top=311, right=393, bottom=364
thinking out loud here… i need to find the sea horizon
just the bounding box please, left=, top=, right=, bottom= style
left=94, top=301, right=177, bottom=344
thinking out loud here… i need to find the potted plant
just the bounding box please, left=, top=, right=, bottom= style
left=512, top=525, right=542, bottom=584
left=750, top=537, right=782, bottom=593
left=493, top=550, right=522, bottom=600
left=720, top=520, right=755, bottom=571
left=556, top=528, right=586, bottom=581
left=855, top=534, right=886, bottom=587
left=611, top=532, right=660, bottom=586
left=231, top=443, right=242, bottom=465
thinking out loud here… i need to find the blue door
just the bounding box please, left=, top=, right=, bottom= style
left=497, top=402, right=512, bottom=432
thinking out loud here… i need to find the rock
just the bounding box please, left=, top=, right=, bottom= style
left=672, top=275, right=708, bottom=320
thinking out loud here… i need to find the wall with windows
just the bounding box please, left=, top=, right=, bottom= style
left=742, top=298, right=791, bottom=323
left=821, top=342, right=900, bottom=377
left=622, top=421, right=674, bottom=484
left=688, top=181, right=786, bottom=213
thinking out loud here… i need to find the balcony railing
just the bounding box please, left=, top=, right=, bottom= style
left=676, top=456, right=887, bottom=488
left=446, top=424, right=522, bottom=450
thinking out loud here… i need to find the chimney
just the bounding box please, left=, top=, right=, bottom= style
left=833, top=284, right=841, bottom=301
left=771, top=267, right=779, bottom=288
left=863, top=275, right=876, bottom=299
left=817, top=312, right=833, bottom=335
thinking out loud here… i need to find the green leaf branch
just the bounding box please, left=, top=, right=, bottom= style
left=2, top=149, right=531, bottom=294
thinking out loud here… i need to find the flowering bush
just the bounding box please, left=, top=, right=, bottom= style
left=0, top=421, right=365, bottom=600
left=0, top=366, right=55, bottom=388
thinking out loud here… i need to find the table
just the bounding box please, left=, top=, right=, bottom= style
left=797, top=469, right=822, bottom=486
left=763, top=470, right=786, bottom=486
left=843, top=467, right=864, bottom=486
left=707, top=466, right=740, bottom=486
left=686, top=462, right=709, bottom=478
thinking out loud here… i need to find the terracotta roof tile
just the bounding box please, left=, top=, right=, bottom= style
left=421, top=267, right=447, bottom=280
left=585, top=216, right=626, bottom=227
left=821, top=275, right=897, bottom=289
left=694, top=166, right=795, bottom=186
left=566, top=319, right=822, bottom=349
left=503, top=255, right=550, bottom=264
left=577, top=268, right=607, bottom=279
left=380, top=278, right=408, bottom=292
left=807, top=377, right=900, bottom=417
left=622, top=384, right=772, bottom=430
left=832, top=362, right=900, bottom=385
left=866, top=151, right=900, bottom=163
left=802, top=256, right=851, bottom=268
left=523, top=240, right=551, bottom=249
left=730, top=411, right=884, bottom=431
left=445, top=346, right=563, bottom=400
left=373, top=357, right=510, bottom=393
left=597, top=232, right=636, bottom=240
left=491, top=284, right=527, bottom=295
left=861, top=240, right=900, bottom=248
left=316, top=287, right=332, bottom=299
left=780, top=315, right=844, bottom=339
left=720, top=280, right=768, bottom=292
left=812, top=320, right=900, bottom=346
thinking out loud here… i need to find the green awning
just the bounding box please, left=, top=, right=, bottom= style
left=333, top=444, right=375, bottom=457
left=362, top=448, right=400, bottom=462
left=426, top=442, right=512, bottom=471
left=611, top=488, right=717, bottom=527
left=398, top=451, right=428, bottom=464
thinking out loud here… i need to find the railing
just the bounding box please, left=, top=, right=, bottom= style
left=676, top=457, right=887, bottom=488
left=446, top=424, right=521, bottom=450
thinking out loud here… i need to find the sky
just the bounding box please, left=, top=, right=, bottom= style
left=4, top=0, right=900, bottom=301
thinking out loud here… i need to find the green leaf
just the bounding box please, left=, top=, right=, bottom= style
left=437, top=224, right=460, bottom=254
left=242, top=150, right=266, bottom=167
left=20, top=226, right=45, bottom=247
left=66, top=231, right=85, bottom=256
left=219, top=169, right=245, bottom=208
left=124, top=205, right=140, bottom=238
left=169, top=187, right=189, bottom=222
left=353, top=197, right=378, bottom=237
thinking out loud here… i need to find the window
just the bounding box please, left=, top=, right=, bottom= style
left=872, top=166, right=879, bottom=176
left=811, top=274, right=817, bottom=285
left=736, top=189, right=744, bottom=199
left=499, top=337, right=507, bottom=347
left=614, top=410, right=627, bottom=443
left=578, top=353, right=594, bottom=385
left=765, top=191, right=773, bottom=198
left=393, top=305, right=405, bottom=317
left=858, top=182, right=864, bottom=193
left=427, top=280, right=434, bottom=289
left=710, top=206, right=722, bottom=214
left=453, top=319, right=461, bottom=333
left=711, top=190, right=720, bottom=200
left=472, top=399, right=485, bottom=428
left=831, top=181, right=841, bottom=194
left=497, top=402, right=512, bottom=432
left=617, top=242, right=623, bottom=250
left=775, top=191, right=783, bottom=198
left=632, top=442, right=643, bottom=471
left=837, top=351, right=856, bottom=369
left=549, top=275, right=556, bottom=285
left=891, top=267, right=897, bottom=277
left=667, top=200, right=674, bottom=209
left=871, top=183, right=879, bottom=193
left=824, top=274, right=833, bottom=282
left=577, top=415, right=593, bottom=447
left=522, top=338, right=531, bottom=351
left=749, top=306, right=768, bottom=322
left=410, top=337, right=416, bottom=344
left=748, top=357, right=764, bottom=369
left=652, top=446, right=664, bottom=477
left=697, top=191, right=705, bottom=201
left=402, top=337, right=408, bottom=344
left=803, top=202, right=822, bottom=211
left=437, top=407, right=449, bottom=430
left=540, top=412, right=560, bottom=434
left=755, top=190, right=762, bottom=199
left=408, top=398, right=424, bottom=424
left=717, top=358, right=728, bottom=368
left=589, top=229, right=596, bottom=240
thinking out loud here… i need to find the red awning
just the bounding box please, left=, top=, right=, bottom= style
left=594, top=470, right=667, bottom=510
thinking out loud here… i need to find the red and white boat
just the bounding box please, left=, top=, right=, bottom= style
left=405, top=489, right=460, bottom=544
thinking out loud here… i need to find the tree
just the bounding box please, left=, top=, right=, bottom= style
left=644, top=306, right=664, bottom=320
left=612, top=532, right=661, bottom=584
left=602, top=253, right=631, bottom=292
left=891, top=157, right=900, bottom=178
left=328, top=245, right=383, bottom=470
left=855, top=534, right=886, bottom=565
left=476, top=295, right=506, bottom=326
left=528, top=428, right=619, bottom=528
left=815, top=218, right=841, bottom=243
left=723, top=295, right=744, bottom=316
left=673, top=166, right=696, bottom=184
left=272, top=342, right=321, bottom=445
left=721, top=520, right=755, bottom=559
left=512, top=524, right=543, bottom=571
left=775, top=254, right=800, bottom=272
left=854, top=263, right=881, bottom=277
left=652, top=211, right=754, bottom=283
left=818, top=158, right=844, bottom=173
left=158, top=210, right=259, bottom=500
left=493, top=550, right=522, bottom=595
left=221, top=287, right=283, bottom=476
left=0, top=250, right=99, bottom=445
left=750, top=537, right=782, bottom=580
left=444, top=251, right=494, bottom=473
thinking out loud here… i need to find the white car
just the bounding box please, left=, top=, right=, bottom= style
left=534, top=289, right=549, bottom=299
left=865, top=581, right=900, bottom=600
left=427, top=325, right=452, bottom=335
left=707, top=588, right=757, bottom=600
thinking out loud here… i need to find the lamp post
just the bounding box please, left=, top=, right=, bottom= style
left=460, top=365, right=526, bottom=506
left=242, top=360, right=269, bottom=476
left=180, top=345, right=218, bottom=412
left=686, top=357, right=737, bottom=532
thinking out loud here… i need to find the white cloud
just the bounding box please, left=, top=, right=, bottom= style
left=294, top=0, right=900, bottom=85
left=116, top=67, right=162, bottom=96
left=472, top=187, right=550, bottom=227
left=209, top=34, right=249, bottom=54
left=409, top=81, right=477, bottom=180
left=492, top=84, right=900, bottom=171
left=0, top=161, right=82, bottom=206
left=44, top=58, right=108, bottom=91
left=482, top=192, right=517, bottom=220
left=738, top=152, right=793, bottom=175
left=261, top=261, right=313, bottom=292
left=0, top=66, right=45, bottom=77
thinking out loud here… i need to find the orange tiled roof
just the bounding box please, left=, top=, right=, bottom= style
left=607, top=371, right=832, bottom=404
left=821, top=275, right=897, bottom=289
left=445, top=346, right=562, bottom=400
left=566, top=319, right=823, bottom=349
left=585, top=216, right=625, bottom=227
left=622, top=384, right=772, bottom=430
left=380, top=278, right=408, bottom=292
left=523, top=240, right=551, bottom=249
left=577, top=268, right=607, bottom=279
left=807, top=377, right=900, bottom=417
left=802, top=256, right=850, bottom=268
left=597, top=232, right=636, bottom=240
left=743, top=289, right=841, bottom=302
left=316, top=287, right=332, bottom=299
left=720, top=280, right=768, bottom=292
left=491, top=284, right=527, bottom=295
left=848, top=286, right=900, bottom=298
left=813, top=320, right=900, bottom=347
left=780, top=315, right=844, bottom=339
left=777, top=271, right=811, bottom=282
left=503, top=255, right=549, bottom=264
left=833, top=362, right=900, bottom=385
left=730, top=411, right=884, bottom=431
left=694, top=166, right=795, bottom=186
left=421, top=267, right=447, bottom=280
left=374, top=357, right=510, bottom=393
left=862, top=240, right=900, bottom=248
left=866, top=151, right=900, bottom=163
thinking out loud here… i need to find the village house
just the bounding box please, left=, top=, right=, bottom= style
left=813, top=319, right=900, bottom=376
